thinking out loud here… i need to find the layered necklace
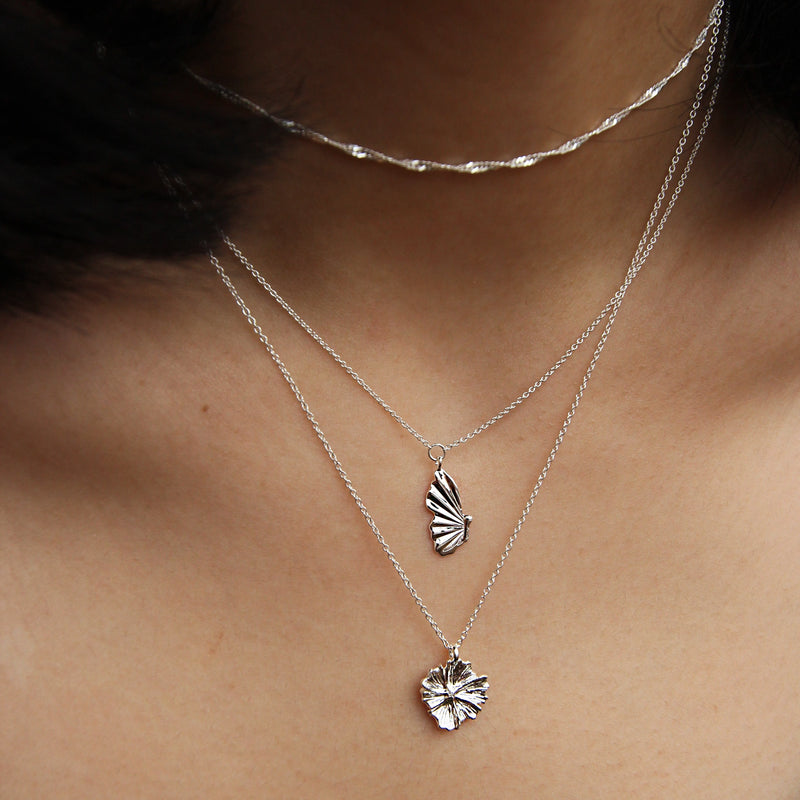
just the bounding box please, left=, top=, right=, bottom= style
left=222, top=232, right=629, bottom=556
left=172, top=1, right=727, bottom=731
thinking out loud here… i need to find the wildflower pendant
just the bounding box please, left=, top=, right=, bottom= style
left=420, top=652, right=489, bottom=730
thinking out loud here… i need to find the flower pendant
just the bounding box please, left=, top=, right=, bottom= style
left=420, top=653, right=489, bottom=730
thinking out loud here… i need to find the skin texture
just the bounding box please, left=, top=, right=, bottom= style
left=2, top=1, right=800, bottom=797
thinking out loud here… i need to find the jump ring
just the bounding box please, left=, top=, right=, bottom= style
left=427, top=444, right=446, bottom=465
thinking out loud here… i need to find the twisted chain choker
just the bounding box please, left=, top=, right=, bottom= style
left=187, top=0, right=724, bottom=174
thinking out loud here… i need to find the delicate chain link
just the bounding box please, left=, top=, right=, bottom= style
left=198, top=9, right=726, bottom=655
left=187, top=1, right=723, bottom=175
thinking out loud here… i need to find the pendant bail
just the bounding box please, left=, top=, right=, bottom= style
left=427, top=443, right=446, bottom=468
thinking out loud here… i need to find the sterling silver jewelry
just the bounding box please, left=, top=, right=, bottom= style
left=201, top=12, right=727, bottom=728
left=224, top=235, right=628, bottom=556
left=426, top=467, right=473, bottom=556
left=187, top=0, right=724, bottom=175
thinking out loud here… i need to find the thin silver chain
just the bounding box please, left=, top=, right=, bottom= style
left=187, top=0, right=723, bottom=175
left=209, top=15, right=726, bottom=655
left=220, top=1, right=724, bottom=456
left=226, top=237, right=611, bottom=453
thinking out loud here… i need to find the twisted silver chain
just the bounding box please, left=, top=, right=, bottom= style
left=188, top=0, right=723, bottom=175
left=209, top=14, right=726, bottom=655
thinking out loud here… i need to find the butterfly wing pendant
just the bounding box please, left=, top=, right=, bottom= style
left=426, top=468, right=472, bottom=555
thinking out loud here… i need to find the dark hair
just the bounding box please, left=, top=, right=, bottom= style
left=1, top=0, right=799, bottom=315
left=1, top=0, right=283, bottom=314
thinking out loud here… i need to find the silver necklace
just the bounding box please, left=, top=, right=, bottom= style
left=187, top=0, right=724, bottom=175
left=205, top=13, right=726, bottom=729
left=225, top=236, right=623, bottom=557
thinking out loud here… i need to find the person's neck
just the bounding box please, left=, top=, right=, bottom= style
left=192, top=0, right=727, bottom=379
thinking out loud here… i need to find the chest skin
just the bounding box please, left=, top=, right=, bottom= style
left=1, top=284, right=799, bottom=800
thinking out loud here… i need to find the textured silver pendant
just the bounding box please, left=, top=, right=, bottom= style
left=420, top=653, right=489, bottom=730
left=426, top=468, right=472, bottom=555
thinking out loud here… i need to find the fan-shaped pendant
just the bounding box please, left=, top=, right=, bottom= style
left=426, top=468, right=472, bottom=555
left=420, top=653, right=489, bottom=730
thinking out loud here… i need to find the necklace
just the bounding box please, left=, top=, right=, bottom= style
left=187, top=0, right=724, bottom=175
left=225, top=236, right=625, bottom=557
left=202, top=11, right=726, bottom=729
